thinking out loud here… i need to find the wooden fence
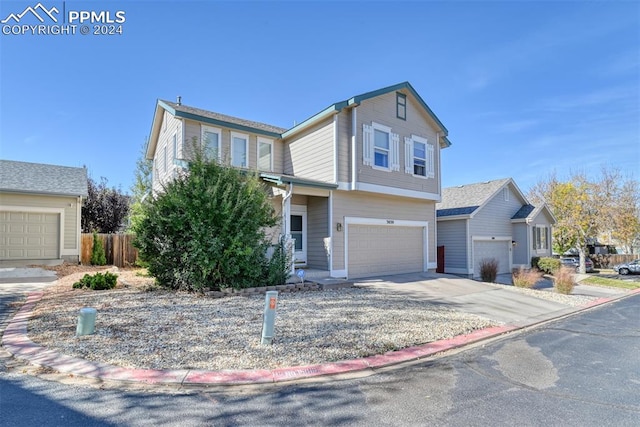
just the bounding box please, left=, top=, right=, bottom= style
left=81, top=233, right=138, bottom=267
left=589, top=253, right=638, bottom=269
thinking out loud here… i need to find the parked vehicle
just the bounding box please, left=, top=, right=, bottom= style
left=613, top=259, right=640, bottom=275
left=560, top=257, right=594, bottom=273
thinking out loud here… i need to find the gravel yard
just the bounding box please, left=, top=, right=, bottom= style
left=23, top=267, right=600, bottom=372
left=26, top=269, right=498, bottom=371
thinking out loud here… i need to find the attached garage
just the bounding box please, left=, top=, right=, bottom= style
left=473, top=239, right=511, bottom=277
left=0, top=211, right=60, bottom=260
left=0, top=160, right=87, bottom=265
left=346, top=219, right=428, bottom=279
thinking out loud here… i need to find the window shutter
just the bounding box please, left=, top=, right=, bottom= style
left=391, top=132, right=400, bottom=171
left=427, top=143, right=435, bottom=178
left=404, top=137, right=413, bottom=174
left=363, top=124, right=373, bottom=166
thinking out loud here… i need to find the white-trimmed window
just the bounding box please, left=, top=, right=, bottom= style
left=231, top=132, right=249, bottom=168
left=201, top=125, right=221, bottom=162
left=163, top=145, right=167, bottom=172
left=172, top=133, right=178, bottom=160
left=363, top=122, right=400, bottom=171
left=257, top=137, right=273, bottom=171
left=404, top=135, right=434, bottom=178
left=533, top=225, right=549, bottom=250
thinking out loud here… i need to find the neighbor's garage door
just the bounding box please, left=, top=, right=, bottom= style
left=0, top=211, right=59, bottom=260
left=473, top=240, right=510, bottom=277
left=348, top=225, right=424, bottom=278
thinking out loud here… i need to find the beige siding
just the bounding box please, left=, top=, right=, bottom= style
left=284, top=117, right=334, bottom=182
left=152, top=112, right=183, bottom=193
left=336, top=109, right=352, bottom=183
left=356, top=91, right=441, bottom=195
left=183, top=119, right=284, bottom=174
left=331, top=190, right=436, bottom=270
left=307, top=197, right=329, bottom=269
left=0, top=192, right=79, bottom=251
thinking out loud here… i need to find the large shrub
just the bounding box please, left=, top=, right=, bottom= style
left=133, top=154, right=285, bottom=292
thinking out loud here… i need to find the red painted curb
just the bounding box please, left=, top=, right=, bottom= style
left=4, top=289, right=635, bottom=386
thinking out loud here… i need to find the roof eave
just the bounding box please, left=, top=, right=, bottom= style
left=0, top=188, right=87, bottom=198
left=281, top=102, right=347, bottom=139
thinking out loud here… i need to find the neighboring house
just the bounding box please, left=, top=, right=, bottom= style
left=436, top=178, right=555, bottom=278
left=146, top=82, right=452, bottom=279
left=0, top=160, right=88, bottom=264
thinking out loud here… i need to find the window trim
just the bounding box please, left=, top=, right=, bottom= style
left=533, top=225, right=549, bottom=251
left=163, top=145, right=167, bottom=172
left=372, top=122, right=392, bottom=172
left=201, top=125, right=222, bottom=162
left=172, top=132, right=178, bottom=160
left=257, top=137, right=274, bottom=172
left=396, top=92, right=407, bottom=120
left=230, top=131, right=249, bottom=168
left=407, top=134, right=434, bottom=179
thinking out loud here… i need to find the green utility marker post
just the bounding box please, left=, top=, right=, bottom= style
left=261, top=291, right=278, bottom=345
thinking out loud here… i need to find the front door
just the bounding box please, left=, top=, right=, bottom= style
left=290, top=206, right=307, bottom=265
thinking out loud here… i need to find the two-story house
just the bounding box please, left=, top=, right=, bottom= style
left=146, top=82, right=451, bottom=279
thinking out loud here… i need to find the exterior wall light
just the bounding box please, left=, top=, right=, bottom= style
left=336, top=223, right=343, bottom=232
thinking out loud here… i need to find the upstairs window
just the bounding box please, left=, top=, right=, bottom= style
left=201, top=125, right=221, bottom=162
left=363, top=122, right=400, bottom=171
left=257, top=137, right=273, bottom=171
left=404, top=135, right=434, bottom=178
left=231, top=132, right=249, bottom=168
left=172, top=133, right=178, bottom=160
left=396, top=92, right=406, bottom=120
left=374, top=129, right=389, bottom=168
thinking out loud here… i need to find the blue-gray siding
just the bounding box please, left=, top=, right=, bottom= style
left=437, top=219, right=468, bottom=270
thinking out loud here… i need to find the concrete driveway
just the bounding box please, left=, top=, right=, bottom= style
left=352, top=272, right=623, bottom=327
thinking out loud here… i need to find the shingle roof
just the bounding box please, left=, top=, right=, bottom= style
left=512, top=204, right=536, bottom=220
left=436, top=178, right=511, bottom=217
left=0, top=160, right=88, bottom=197
left=436, top=206, right=480, bottom=217
left=160, top=100, right=288, bottom=135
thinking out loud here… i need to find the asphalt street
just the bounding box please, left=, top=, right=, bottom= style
left=1, top=292, right=638, bottom=426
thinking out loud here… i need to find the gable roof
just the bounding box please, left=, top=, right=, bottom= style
left=147, top=99, right=287, bottom=159
left=511, top=204, right=557, bottom=224
left=282, top=82, right=451, bottom=147
left=0, top=160, right=88, bottom=197
left=148, top=82, right=452, bottom=159
left=437, top=178, right=512, bottom=217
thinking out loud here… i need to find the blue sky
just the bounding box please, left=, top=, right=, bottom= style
left=1, top=1, right=638, bottom=195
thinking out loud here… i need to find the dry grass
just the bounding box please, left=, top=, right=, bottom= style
left=554, top=267, right=575, bottom=294
left=512, top=267, right=543, bottom=288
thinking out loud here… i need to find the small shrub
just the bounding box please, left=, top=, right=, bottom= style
left=90, top=231, right=107, bottom=266
left=512, top=267, right=543, bottom=288
left=266, top=237, right=292, bottom=286
left=537, top=257, right=560, bottom=274
left=553, top=267, right=575, bottom=294
left=73, top=272, right=118, bottom=290
left=480, top=258, right=499, bottom=282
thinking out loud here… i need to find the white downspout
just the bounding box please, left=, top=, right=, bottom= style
left=351, top=106, right=357, bottom=190
left=281, top=183, right=294, bottom=274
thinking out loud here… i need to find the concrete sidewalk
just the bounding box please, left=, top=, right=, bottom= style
left=1, top=270, right=637, bottom=388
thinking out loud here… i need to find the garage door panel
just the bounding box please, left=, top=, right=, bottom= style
left=0, top=211, right=60, bottom=260
left=348, top=225, right=424, bottom=278
left=473, top=240, right=510, bottom=277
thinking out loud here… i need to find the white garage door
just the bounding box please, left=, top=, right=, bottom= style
left=348, top=225, right=424, bottom=278
left=0, top=211, right=60, bottom=260
left=473, top=240, right=510, bottom=277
